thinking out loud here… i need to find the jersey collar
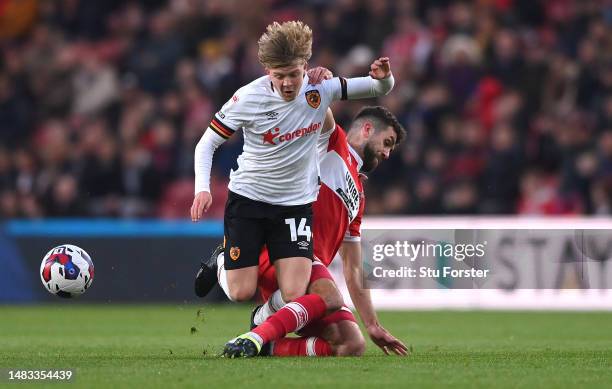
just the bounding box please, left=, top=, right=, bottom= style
left=348, top=145, right=363, bottom=172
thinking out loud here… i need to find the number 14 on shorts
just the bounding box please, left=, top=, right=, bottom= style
left=285, top=218, right=311, bottom=242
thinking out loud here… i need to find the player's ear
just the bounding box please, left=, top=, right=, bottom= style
left=362, top=121, right=373, bottom=139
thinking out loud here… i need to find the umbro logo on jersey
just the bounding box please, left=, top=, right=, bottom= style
left=305, top=90, right=321, bottom=108
left=262, top=122, right=321, bottom=145
left=298, top=241, right=310, bottom=250
left=265, top=111, right=279, bottom=120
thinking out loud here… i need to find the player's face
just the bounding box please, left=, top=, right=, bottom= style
left=362, top=126, right=396, bottom=172
left=267, top=62, right=307, bottom=101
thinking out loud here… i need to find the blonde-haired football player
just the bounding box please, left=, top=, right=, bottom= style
left=191, top=20, right=395, bottom=358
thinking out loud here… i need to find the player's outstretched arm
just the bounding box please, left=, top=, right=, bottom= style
left=339, top=241, right=409, bottom=356
left=191, top=128, right=227, bottom=221
left=327, top=57, right=394, bottom=101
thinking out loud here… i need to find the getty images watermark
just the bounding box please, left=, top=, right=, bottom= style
left=371, top=239, right=489, bottom=279
left=361, top=229, right=612, bottom=289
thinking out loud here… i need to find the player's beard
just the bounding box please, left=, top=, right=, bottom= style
left=362, top=143, right=379, bottom=172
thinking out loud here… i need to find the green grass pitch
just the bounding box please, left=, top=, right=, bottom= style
left=1, top=305, right=611, bottom=388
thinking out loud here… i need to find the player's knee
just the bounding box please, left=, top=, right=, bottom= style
left=332, top=322, right=366, bottom=356
left=322, top=292, right=343, bottom=313
left=280, top=287, right=306, bottom=302
left=336, top=337, right=366, bottom=357
left=228, top=285, right=256, bottom=302
left=349, top=337, right=366, bottom=356
left=308, top=280, right=343, bottom=312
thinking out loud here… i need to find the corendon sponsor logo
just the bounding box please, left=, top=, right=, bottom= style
left=262, top=122, right=321, bottom=145
left=263, top=128, right=280, bottom=144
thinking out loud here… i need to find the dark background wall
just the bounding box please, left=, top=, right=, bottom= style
left=0, top=220, right=227, bottom=302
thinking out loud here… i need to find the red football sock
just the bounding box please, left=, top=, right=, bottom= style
left=271, top=336, right=332, bottom=357
left=252, top=294, right=327, bottom=344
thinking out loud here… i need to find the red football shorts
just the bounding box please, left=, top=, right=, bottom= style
left=258, top=249, right=333, bottom=301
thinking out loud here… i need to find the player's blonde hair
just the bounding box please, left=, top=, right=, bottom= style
left=257, top=21, right=312, bottom=69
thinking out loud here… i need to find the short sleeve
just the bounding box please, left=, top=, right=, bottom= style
left=344, top=198, right=363, bottom=242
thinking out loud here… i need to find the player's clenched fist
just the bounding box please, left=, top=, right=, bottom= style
left=369, top=57, right=392, bottom=80
left=191, top=191, right=212, bottom=221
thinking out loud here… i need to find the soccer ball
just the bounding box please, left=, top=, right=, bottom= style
left=40, top=244, right=94, bottom=298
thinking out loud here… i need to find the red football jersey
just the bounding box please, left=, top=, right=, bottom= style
left=312, top=124, right=364, bottom=265
left=257, top=125, right=364, bottom=298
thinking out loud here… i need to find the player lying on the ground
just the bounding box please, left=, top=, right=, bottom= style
left=196, top=106, right=408, bottom=357
left=191, top=20, right=396, bottom=356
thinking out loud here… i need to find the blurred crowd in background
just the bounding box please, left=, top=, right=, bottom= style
left=1, top=0, right=611, bottom=219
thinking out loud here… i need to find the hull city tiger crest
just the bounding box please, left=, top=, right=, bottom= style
left=305, top=90, right=321, bottom=109
left=229, top=247, right=241, bottom=261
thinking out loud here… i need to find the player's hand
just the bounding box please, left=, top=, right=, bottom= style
left=369, top=57, right=392, bottom=80
left=366, top=324, right=409, bottom=356
left=191, top=191, right=212, bottom=221
left=307, top=66, right=333, bottom=85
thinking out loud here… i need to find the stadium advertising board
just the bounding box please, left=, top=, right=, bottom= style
left=327, top=217, right=612, bottom=310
